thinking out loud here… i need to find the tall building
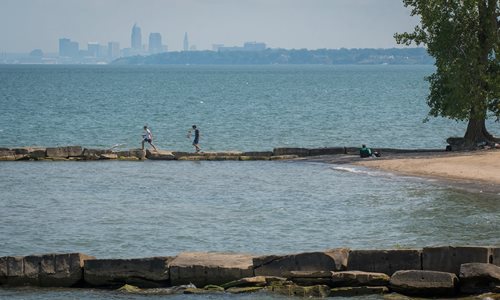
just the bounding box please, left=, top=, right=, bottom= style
left=87, top=42, right=100, bottom=57
left=108, top=42, right=120, bottom=59
left=149, top=33, right=163, bottom=54
left=183, top=32, right=189, bottom=51
left=131, top=24, right=142, bottom=50
left=59, top=38, right=79, bottom=57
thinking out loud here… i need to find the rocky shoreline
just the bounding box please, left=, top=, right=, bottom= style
left=0, top=145, right=446, bottom=161
left=1, top=246, right=499, bottom=298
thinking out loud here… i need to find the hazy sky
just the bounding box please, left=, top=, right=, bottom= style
left=0, top=0, right=419, bottom=53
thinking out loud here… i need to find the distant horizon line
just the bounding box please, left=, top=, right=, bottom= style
left=1, top=46, right=426, bottom=55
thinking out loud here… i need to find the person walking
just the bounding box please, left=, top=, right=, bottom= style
left=141, top=125, right=158, bottom=151
left=187, top=125, right=201, bottom=153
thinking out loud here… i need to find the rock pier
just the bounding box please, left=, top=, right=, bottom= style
left=1, top=246, right=500, bottom=297
left=0, top=146, right=445, bottom=161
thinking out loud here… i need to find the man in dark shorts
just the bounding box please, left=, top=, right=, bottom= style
left=188, top=125, right=201, bottom=153
left=142, top=125, right=158, bottom=151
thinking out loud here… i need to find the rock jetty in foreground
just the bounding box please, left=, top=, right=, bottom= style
left=0, top=146, right=446, bottom=161
left=1, top=246, right=500, bottom=298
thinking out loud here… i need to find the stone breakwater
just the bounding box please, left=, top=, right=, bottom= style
left=1, top=246, right=500, bottom=298
left=0, top=146, right=445, bottom=161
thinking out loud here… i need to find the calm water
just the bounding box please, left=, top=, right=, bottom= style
left=1, top=65, right=499, bottom=299
left=2, top=64, right=499, bottom=151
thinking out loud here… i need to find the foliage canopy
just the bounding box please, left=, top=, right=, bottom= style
left=395, top=0, right=500, bottom=146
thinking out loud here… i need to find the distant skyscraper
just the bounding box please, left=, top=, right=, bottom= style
left=108, top=42, right=120, bottom=59
left=59, top=38, right=79, bottom=57
left=149, top=33, right=163, bottom=54
left=87, top=42, right=99, bottom=57
left=183, top=32, right=189, bottom=51
left=131, top=24, right=142, bottom=50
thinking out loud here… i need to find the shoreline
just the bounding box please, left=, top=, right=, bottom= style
left=350, top=150, right=500, bottom=194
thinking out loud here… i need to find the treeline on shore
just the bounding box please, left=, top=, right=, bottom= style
left=112, top=48, right=433, bottom=65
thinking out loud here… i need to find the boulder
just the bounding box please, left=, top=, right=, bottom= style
left=117, top=149, right=146, bottom=160
left=308, top=147, right=346, bottom=156
left=221, top=276, right=286, bottom=289
left=331, top=271, right=390, bottom=287
left=459, top=263, right=500, bottom=294
left=206, top=155, right=240, bottom=161
left=285, top=271, right=333, bottom=286
left=422, top=246, right=491, bottom=275
left=168, top=252, right=255, bottom=287
left=146, top=150, right=175, bottom=160
left=493, top=247, right=500, bottom=266
left=272, top=148, right=310, bottom=157
left=82, top=148, right=114, bottom=160
left=254, top=249, right=349, bottom=277
left=269, top=155, right=299, bottom=160
left=0, top=256, right=24, bottom=285
left=177, top=156, right=207, bottom=161
left=172, top=152, right=197, bottom=159
left=242, top=151, right=273, bottom=157
left=27, top=148, right=46, bottom=160
left=330, top=286, right=389, bottom=296
left=239, top=156, right=271, bottom=161
left=0, top=253, right=94, bottom=287
left=269, top=284, right=331, bottom=297
left=347, top=249, right=421, bottom=275
left=39, top=253, right=95, bottom=287
left=0, top=149, right=16, bottom=161
left=46, top=146, right=83, bottom=158
left=11, top=147, right=46, bottom=160
left=226, top=286, right=264, bottom=293
left=84, top=257, right=172, bottom=288
left=389, top=270, right=458, bottom=297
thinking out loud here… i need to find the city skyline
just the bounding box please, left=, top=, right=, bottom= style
left=0, top=0, right=420, bottom=53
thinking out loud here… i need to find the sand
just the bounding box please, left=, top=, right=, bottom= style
left=354, top=150, right=500, bottom=185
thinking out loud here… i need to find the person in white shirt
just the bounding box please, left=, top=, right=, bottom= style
left=141, top=125, right=158, bottom=151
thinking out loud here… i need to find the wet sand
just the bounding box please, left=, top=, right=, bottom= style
left=353, top=149, right=500, bottom=186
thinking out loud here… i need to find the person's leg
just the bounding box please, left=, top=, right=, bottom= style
left=141, top=140, right=145, bottom=150
left=150, top=142, right=158, bottom=151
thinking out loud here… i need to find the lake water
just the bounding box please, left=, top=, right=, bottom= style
left=2, top=64, right=499, bottom=151
left=0, top=65, right=499, bottom=299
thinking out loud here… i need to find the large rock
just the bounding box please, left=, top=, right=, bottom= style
left=269, top=284, right=331, bottom=297
left=331, top=271, right=390, bottom=287
left=46, top=146, right=83, bottom=158
left=39, top=253, right=95, bottom=287
left=0, top=256, right=24, bottom=285
left=347, top=249, right=421, bottom=275
left=389, top=270, right=458, bottom=297
left=253, top=249, right=349, bottom=277
left=146, top=150, right=175, bottom=160
left=0, top=253, right=94, bottom=287
left=0, top=149, right=16, bottom=161
left=459, top=263, right=500, bottom=294
left=285, top=270, right=333, bottom=286
left=272, top=148, right=310, bottom=157
left=308, top=147, right=346, bottom=156
left=242, top=151, right=273, bottom=157
left=117, top=149, right=146, bottom=160
left=330, top=286, right=389, bottom=296
left=84, top=257, right=171, bottom=288
left=12, top=147, right=46, bottom=160
left=168, top=252, right=255, bottom=287
left=221, top=276, right=286, bottom=289
left=82, top=148, right=114, bottom=160
left=422, top=246, right=491, bottom=275
left=492, top=247, right=500, bottom=266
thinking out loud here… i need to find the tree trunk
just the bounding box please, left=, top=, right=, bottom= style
left=463, top=118, right=499, bottom=148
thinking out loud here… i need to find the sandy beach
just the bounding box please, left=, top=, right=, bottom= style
left=354, top=149, right=500, bottom=186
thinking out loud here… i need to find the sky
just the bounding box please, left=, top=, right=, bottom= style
left=0, top=0, right=420, bottom=53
